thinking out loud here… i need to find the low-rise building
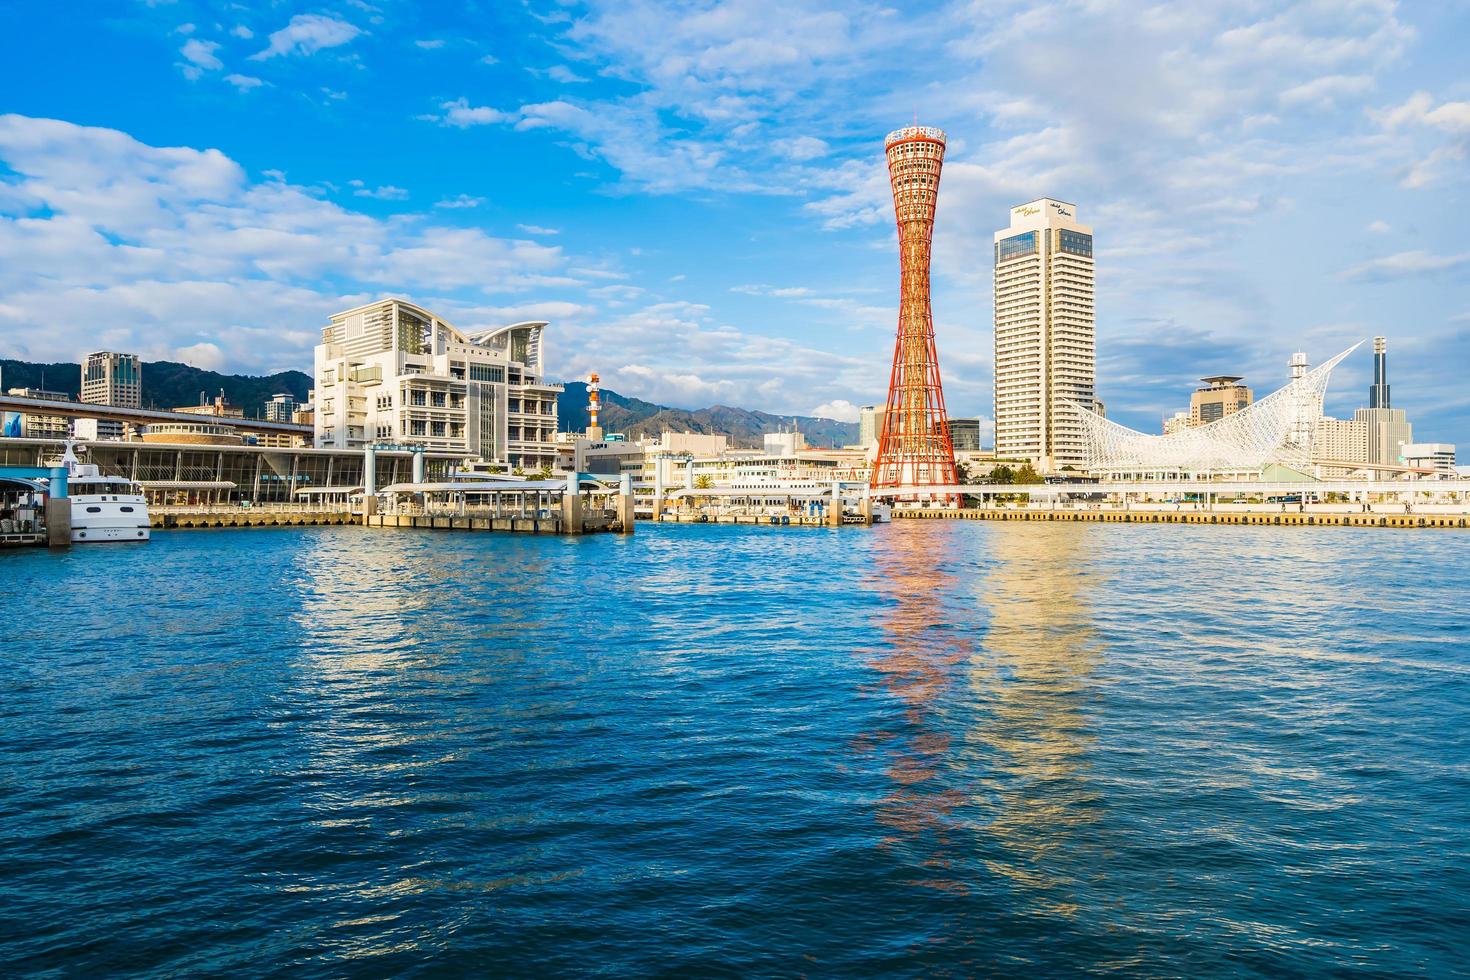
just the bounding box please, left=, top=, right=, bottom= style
left=5, top=387, right=70, bottom=439
left=1400, top=443, right=1456, bottom=476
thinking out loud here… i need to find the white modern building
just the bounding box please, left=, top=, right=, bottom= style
left=313, top=298, right=562, bottom=470
left=1401, top=443, right=1456, bottom=476
left=993, top=198, right=1095, bottom=471
left=263, top=393, right=296, bottom=422
left=1077, top=343, right=1360, bottom=480
left=857, top=405, right=885, bottom=450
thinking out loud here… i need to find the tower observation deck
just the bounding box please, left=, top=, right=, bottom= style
left=870, top=126, right=958, bottom=495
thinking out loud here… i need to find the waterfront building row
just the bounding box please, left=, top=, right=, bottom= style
left=0, top=438, right=459, bottom=506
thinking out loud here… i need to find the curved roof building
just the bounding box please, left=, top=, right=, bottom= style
left=314, top=298, right=561, bottom=468
left=1077, top=342, right=1362, bottom=479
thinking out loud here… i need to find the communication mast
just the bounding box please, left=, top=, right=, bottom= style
left=870, top=125, right=958, bottom=498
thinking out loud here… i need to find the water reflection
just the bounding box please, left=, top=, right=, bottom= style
left=864, top=521, right=975, bottom=893
left=862, top=521, right=1105, bottom=916
left=969, top=523, right=1102, bottom=913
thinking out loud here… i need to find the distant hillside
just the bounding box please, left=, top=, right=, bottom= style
left=556, top=381, right=859, bottom=448
left=0, top=358, right=312, bottom=416
left=2, top=356, right=858, bottom=443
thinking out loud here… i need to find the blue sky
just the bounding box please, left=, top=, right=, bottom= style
left=0, top=0, right=1466, bottom=442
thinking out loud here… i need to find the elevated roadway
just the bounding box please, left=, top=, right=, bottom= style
left=0, top=393, right=311, bottom=438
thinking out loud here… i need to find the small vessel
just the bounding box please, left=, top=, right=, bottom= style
left=52, top=440, right=150, bottom=543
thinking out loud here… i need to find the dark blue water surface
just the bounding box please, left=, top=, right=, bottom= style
left=3, top=522, right=1468, bottom=976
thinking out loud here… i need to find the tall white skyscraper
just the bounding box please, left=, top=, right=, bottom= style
left=993, top=199, right=1095, bottom=470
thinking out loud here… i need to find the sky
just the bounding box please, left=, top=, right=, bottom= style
left=0, top=0, right=1466, bottom=442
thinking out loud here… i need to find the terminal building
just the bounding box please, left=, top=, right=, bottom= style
left=313, top=298, right=561, bottom=471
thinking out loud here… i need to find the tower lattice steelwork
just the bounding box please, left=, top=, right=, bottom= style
left=871, top=125, right=957, bottom=493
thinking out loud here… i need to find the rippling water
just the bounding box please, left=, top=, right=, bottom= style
left=3, top=522, right=1468, bottom=976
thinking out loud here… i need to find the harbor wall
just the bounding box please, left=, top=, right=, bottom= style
left=894, top=508, right=1470, bottom=529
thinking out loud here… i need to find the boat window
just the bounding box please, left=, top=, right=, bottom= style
left=120, top=506, right=134, bottom=513
left=86, top=506, right=102, bottom=513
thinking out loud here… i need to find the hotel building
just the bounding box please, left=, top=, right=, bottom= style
left=313, top=298, right=561, bottom=470
left=1190, top=376, right=1253, bottom=425
left=993, top=198, right=1095, bottom=471
left=81, top=351, right=141, bottom=409
left=79, top=351, right=141, bottom=440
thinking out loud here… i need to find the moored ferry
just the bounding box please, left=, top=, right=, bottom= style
left=51, top=441, right=151, bottom=543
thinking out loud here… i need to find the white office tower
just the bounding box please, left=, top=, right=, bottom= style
left=313, top=298, right=562, bottom=470
left=993, top=199, right=1095, bottom=471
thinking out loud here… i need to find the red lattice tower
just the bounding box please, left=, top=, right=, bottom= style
left=871, top=125, right=957, bottom=496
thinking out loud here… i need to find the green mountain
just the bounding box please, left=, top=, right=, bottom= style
left=0, top=358, right=312, bottom=417
left=556, top=381, right=859, bottom=448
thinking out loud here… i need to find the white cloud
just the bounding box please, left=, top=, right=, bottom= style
left=0, top=114, right=572, bottom=370
left=250, top=14, right=361, bottom=60
left=517, top=224, right=560, bottom=235
left=1373, top=91, right=1470, bottom=188
left=776, top=135, right=828, bottom=161
left=544, top=65, right=589, bottom=84
left=231, top=25, right=253, bottom=40
left=433, top=98, right=513, bottom=128
left=1343, top=250, right=1470, bottom=282
left=1367, top=219, right=1390, bottom=234
left=1280, top=73, right=1373, bottom=108
left=350, top=181, right=409, bottom=200
left=174, top=341, right=225, bottom=370
left=435, top=194, right=485, bottom=209
left=809, top=398, right=860, bottom=422
left=224, top=74, right=264, bottom=91
left=178, top=38, right=222, bottom=80
left=415, top=39, right=446, bottom=50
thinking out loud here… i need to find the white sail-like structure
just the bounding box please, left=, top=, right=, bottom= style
left=1076, top=342, right=1362, bottom=478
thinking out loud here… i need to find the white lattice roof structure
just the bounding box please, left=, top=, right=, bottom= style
left=1076, top=342, right=1362, bottom=477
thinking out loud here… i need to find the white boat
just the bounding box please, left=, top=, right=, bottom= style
left=52, top=440, right=151, bottom=543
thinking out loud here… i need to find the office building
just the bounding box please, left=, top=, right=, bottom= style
left=947, top=417, right=982, bottom=452
left=81, top=352, right=141, bottom=409
left=858, top=405, right=885, bottom=449
left=1353, top=337, right=1411, bottom=467
left=1190, top=376, right=1253, bottom=425
left=263, top=393, right=297, bottom=422
left=313, top=297, right=561, bottom=470
left=993, top=198, right=1095, bottom=471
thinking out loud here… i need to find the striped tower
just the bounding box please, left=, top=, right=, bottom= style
left=870, top=125, right=957, bottom=495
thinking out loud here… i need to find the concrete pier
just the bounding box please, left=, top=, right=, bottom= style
left=894, top=507, right=1470, bottom=529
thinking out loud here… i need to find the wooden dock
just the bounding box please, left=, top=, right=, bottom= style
left=894, top=508, right=1470, bottom=529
